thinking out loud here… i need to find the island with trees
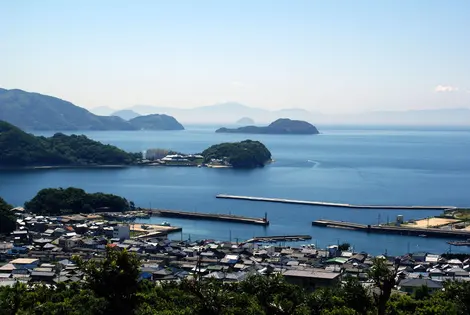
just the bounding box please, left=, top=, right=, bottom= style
left=216, top=118, right=319, bottom=135
left=0, top=120, right=140, bottom=167
left=128, top=114, right=185, bottom=130
left=24, top=187, right=132, bottom=216
left=201, top=140, right=272, bottom=168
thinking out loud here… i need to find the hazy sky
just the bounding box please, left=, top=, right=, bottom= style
left=1, top=0, right=469, bottom=113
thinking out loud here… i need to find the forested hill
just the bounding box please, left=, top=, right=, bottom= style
left=0, top=88, right=185, bottom=131
left=0, top=121, right=139, bottom=167
left=0, top=88, right=134, bottom=130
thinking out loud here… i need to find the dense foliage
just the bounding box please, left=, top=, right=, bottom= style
left=24, top=187, right=131, bottom=215
left=0, top=121, right=139, bottom=167
left=0, top=87, right=134, bottom=130
left=202, top=140, right=272, bottom=168
left=0, top=197, right=16, bottom=234
left=129, top=114, right=185, bottom=130
left=1, top=248, right=469, bottom=315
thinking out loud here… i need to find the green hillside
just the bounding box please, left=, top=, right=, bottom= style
left=0, top=120, right=139, bottom=167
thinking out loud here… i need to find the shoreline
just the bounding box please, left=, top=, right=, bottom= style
left=0, top=160, right=274, bottom=170
left=0, top=165, right=132, bottom=171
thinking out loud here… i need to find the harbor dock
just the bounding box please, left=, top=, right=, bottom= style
left=216, top=194, right=456, bottom=210
left=312, top=219, right=470, bottom=239
left=131, top=223, right=182, bottom=239
left=244, top=235, right=312, bottom=243
left=150, top=209, right=269, bottom=226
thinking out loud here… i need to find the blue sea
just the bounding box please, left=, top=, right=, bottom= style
left=1, top=125, right=470, bottom=255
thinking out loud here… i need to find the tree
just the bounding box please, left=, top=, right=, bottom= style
left=340, top=277, right=374, bottom=315
left=368, top=257, right=399, bottom=315
left=441, top=280, right=470, bottom=315
left=338, top=243, right=350, bottom=251
left=0, top=197, right=16, bottom=234
left=75, top=247, right=141, bottom=315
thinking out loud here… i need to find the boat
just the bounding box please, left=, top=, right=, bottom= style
left=418, top=234, right=427, bottom=237
left=447, top=239, right=470, bottom=246
left=160, top=221, right=171, bottom=226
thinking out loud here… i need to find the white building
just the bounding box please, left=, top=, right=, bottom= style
left=113, top=225, right=130, bottom=240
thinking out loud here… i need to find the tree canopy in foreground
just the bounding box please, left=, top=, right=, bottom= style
left=0, top=248, right=469, bottom=315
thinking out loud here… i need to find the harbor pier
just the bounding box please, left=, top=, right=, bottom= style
left=149, top=209, right=269, bottom=226
left=312, top=219, right=470, bottom=239
left=244, top=235, right=312, bottom=243
left=216, top=194, right=456, bottom=210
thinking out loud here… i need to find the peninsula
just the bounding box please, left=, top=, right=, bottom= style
left=216, top=118, right=319, bottom=135
left=0, top=88, right=184, bottom=131
left=0, top=121, right=140, bottom=167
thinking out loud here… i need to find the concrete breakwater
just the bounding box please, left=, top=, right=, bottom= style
left=244, top=235, right=312, bottom=243
left=216, top=194, right=456, bottom=210
left=312, top=219, right=470, bottom=239
left=149, top=209, right=269, bottom=226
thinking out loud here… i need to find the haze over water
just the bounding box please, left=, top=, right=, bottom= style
left=1, top=125, right=469, bottom=255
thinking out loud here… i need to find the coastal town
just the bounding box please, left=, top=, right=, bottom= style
left=1, top=206, right=469, bottom=296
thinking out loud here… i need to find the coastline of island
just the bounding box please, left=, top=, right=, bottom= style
left=1, top=120, right=273, bottom=170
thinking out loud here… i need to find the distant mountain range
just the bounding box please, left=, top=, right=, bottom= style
left=236, top=117, right=255, bottom=125
left=0, top=88, right=184, bottom=130
left=112, top=109, right=141, bottom=120
left=91, top=103, right=470, bottom=126
left=2, top=87, right=469, bottom=128
left=102, top=102, right=322, bottom=125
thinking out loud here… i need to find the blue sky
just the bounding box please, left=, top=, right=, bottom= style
left=1, top=0, right=469, bottom=113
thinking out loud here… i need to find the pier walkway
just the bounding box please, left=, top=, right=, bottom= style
left=216, top=194, right=456, bottom=210
left=312, top=219, right=470, bottom=239
left=150, top=209, right=269, bottom=226
left=244, top=235, right=312, bottom=244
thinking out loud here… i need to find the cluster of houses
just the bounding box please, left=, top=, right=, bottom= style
left=1, top=210, right=469, bottom=294
left=141, top=149, right=204, bottom=166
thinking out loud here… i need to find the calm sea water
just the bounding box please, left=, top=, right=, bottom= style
left=1, top=125, right=470, bottom=255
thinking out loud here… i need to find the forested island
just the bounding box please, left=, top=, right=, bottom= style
left=128, top=114, right=184, bottom=130
left=25, top=187, right=132, bottom=216
left=216, top=118, right=319, bottom=135
left=202, top=140, right=272, bottom=168
left=0, top=121, right=140, bottom=167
